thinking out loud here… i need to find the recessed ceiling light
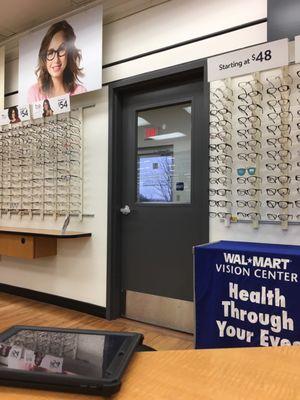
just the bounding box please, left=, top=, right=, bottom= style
left=149, top=132, right=185, bottom=141
left=183, top=106, right=191, bottom=114
left=138, top=117, right=151, bottom=126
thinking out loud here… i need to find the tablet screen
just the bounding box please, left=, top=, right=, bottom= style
left=0, top=329, right=128, bottom=378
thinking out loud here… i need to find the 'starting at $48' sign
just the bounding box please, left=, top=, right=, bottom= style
left=207, top=39, right=288, bottom=81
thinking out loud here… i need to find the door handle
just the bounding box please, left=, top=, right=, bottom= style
left=120, top=205, right=131, bottom=215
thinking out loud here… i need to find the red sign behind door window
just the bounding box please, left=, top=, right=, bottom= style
left=145, top=127, right=157, bottom=139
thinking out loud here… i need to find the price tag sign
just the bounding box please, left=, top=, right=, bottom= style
left=208, top=39, right=289, bottom=81
left=31, top=101, right=43, bottom=119
left=32, top=94, right=70, bottom=119
left=51, top=94, right=71, bottom=115
left=0, top=109, right=9, bottom=126
left=18, top=105, right=30, bottom=122
left=294, top=35, right=300, bottom=63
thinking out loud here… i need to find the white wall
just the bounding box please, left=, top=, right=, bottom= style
left=103, top=0, right=267, bottom=65
left=1, top=0, right=268, bottom=307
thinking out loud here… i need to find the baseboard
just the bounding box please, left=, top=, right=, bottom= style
left=0, top=283, right=106, bottom=318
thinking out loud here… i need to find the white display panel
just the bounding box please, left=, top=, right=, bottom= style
left=209, top=64, right=300, bottom=229
left=0, top=47, right=4, bottom=110
left=294, top=35, right=300, bottom=63
left=31, top=94, right=70, bottom=119
left=0, top=111, right=83, bottom=219
left=208, top=39, right=289, bottom=82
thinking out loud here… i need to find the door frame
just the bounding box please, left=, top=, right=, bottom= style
left=106, top=58, right=209, bottom=319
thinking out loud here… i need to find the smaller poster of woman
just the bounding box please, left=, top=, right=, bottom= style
left=8, top=106, right=21, bottom=124
left=0, top=105, right=31, bottom=126
left=31, top=94, right=70, bottom=119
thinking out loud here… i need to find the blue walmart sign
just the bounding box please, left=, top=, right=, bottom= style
left=194, top=241, right=300, bottom=348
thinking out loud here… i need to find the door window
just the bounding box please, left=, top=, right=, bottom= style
left=136, top=102, right=191, bottom=204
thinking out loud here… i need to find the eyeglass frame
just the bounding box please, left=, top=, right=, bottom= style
left=44, top=43, right=67, bottom=61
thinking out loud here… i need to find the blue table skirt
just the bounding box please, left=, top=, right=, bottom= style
left=194, top=241, right=300, bottom=349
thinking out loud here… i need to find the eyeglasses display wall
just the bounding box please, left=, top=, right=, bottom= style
left=0, top=112, right=82, bottom=219
left=209, top=65, right=300, bottom=229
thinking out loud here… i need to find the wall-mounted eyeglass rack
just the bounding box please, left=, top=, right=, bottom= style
left=209, top=64, right=300, bottom=230
left=0, top=109, right=83, bottom=221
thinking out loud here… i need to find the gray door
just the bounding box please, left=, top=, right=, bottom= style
left=112, top=71, right=209, bottom=331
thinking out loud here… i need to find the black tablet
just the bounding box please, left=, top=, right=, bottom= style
left=0, top=325, right=143, bottom=396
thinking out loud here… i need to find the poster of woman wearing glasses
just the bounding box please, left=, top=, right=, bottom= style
left=18, top=5, right=102, bottom=105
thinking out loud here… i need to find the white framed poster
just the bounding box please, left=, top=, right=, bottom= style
left=17, top=105, right=31, bottom=122
left=0, top=105, right=31, bottom=125
left=0, top=109, right=9, bottom=126
left=31, top=94, right=70, bottom=119
left=18, top=5, right=102, bottom=104
left=295, top=35, right=300, bottom=63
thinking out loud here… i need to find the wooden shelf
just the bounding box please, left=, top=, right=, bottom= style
left=0, top=227, right=91, bottom=259
left=0, top=227, right=91, bottom=238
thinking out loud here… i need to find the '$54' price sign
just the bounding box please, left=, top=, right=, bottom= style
left=252, top=50, right=272, bottom=63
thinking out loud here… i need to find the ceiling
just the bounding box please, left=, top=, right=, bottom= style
left=0, top=0, right=168, bottom=42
